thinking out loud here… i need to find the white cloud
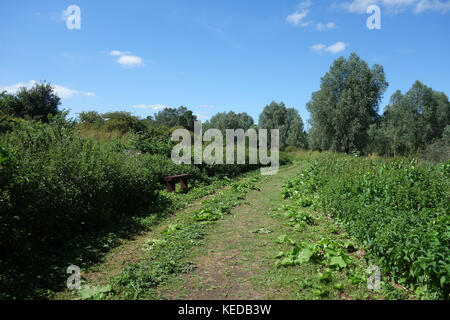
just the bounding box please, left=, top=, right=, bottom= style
left=311, top=42, right=348, bottom=54
left=339, top=0, right=382, bottom=13
left=117, top=55, right=144, bottom=67
left=108, top=50, right=145, bottom=67
left=131, top=104, right=169, bottom=110
left=109, top=50, right=127, bottom=56
left=311, top=43, right=327, bottom=52
left=317, top=22, right=336, bottom=30
left=299, top=0, right=313, bottom=8
left=326, top=41, right=348, bottom=53
left=0, top=80, right=95, bottom=99
left=414, top=0, right=450, bottom=13
left=286, top=10, right=310, bottom=26
left=337, top=0, right=450, bottom=14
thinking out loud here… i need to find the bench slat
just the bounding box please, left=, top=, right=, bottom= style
left=164, top=174, right=190, bottom=181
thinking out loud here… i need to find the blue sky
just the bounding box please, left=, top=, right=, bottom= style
left=1, top=0, right=449, bottom=127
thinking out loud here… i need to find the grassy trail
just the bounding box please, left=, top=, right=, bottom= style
left=56, top=161, right=384, bottom=300
left=157, top=162, right=382, bottom=300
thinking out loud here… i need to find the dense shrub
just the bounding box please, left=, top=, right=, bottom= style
left=283, top=153, right=449, bottom=299
left=123, top=131, right=175, bottom=158
left=0, top=119, right=166, bottom=297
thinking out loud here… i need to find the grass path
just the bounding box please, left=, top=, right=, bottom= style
left=158, top=162, right=382, bottom=300
left=57, top=161, right=386, bottom=300
left=157, top=164, right=298, bottom=299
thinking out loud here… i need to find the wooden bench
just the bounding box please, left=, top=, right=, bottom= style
left=164, top=174, right=190, bottom=193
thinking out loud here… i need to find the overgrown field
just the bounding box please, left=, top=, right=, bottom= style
left=281, top=152, right=449, bottom=299
left=0, top=117, right=286, bottom=299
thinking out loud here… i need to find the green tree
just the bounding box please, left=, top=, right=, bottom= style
left=14, top=82, right=61, bottom=121
left=0, top=91, right=19, bottom=116
left=307, top=53, right=388, bottom=153
left=375, top=81, right=450, bottom=156
left=204, top=111, right=254, bottom=133
left=153, top=106, right=197, bottom=131
left=78, top=111, right=105, bottom=126
left=102, top=111, right=147, bottom=133
left=258, top=101, right=307, bottom=150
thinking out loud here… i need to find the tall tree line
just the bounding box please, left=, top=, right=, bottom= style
left=306, top=52, right=449, bottom=158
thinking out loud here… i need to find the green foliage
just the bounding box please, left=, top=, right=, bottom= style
left=192, top=176, right=261, bottom=222
left=0, top=82, right=61, bottom=122
left=275, top=204, right=315, bottom=231
left=78, top=111, right=105, bottom=127
left=203, top=111, right=254, bottom=133
left=78, top=284, right=112, bottom=300
left=102, top=111, right=147, bottom=133
left=0, top=114, right=273, bottom=299
left=124, top=131, right=174, bottom=157
left=369, top=81, right=450, bottom=157
left=258, top=101, right=307, bottom=150
left=0, top=119, right=166, bottom=298
left=0, top=91, right=18, bottom=117
left=307, top=53, right=388, bottom=153
left=153, top=106, right=197, bottom=131
left=276, top=237, right=354, bottom=270
left=282, top=153, right=450, bottom=299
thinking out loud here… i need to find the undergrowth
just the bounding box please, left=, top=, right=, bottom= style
left=280, top=153, right=449, bottom=299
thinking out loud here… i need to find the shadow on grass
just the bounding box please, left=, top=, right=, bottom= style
left=0, top=193, right=173, bottom=300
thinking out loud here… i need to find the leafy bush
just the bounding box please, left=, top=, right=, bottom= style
left=0, top=118, right=162, bottom=298
left=122, top=131, right=174, bottom=157
left=282, top=153, right=450, bottom=299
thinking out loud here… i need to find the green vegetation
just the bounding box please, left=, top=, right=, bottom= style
left=281, top=153, right=449, bottom=299
left=306, top=53, right=449, bottom=163
left=0, top=82, right=60, bottom=122
left=307, top=53, right=388, bottom=153
left=151, top=106, right=197, bottom=131
left=369, top=81, right=450, bottom=159
left=203, top=111, right=254, bottom=133
left=259, top=101, right=308, bottom=150
left=0, top=51, right=449, bottom=300
left=0, top=101, right=275, bottom=299
left=102, top=174, right=264, bottom=300
left=156, top=163, right=385, bottom=300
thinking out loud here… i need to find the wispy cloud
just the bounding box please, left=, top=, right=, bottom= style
left=415, top=0, right=450, bottom=13
left=311, top=43, right=327, bottom=52
left=336, top=0, right=450, bottom=14
left=108, top=50, right=145, bottom=67
left=286, top=1, right=313, bottom=27
left=287, top=2, right=337, bottom=29
left=326, top=41, right=348, bottom=53
left=0, top=80, right=95, bottom=99
left=286, top=11, right=311, bottom=26
left=131, top=104, right=169, bottom=111
left=299, top=0, right=313, bottom=9
left=317, top=22, right=336, bottom=30
left=311, top=42, right=348, bottom=54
